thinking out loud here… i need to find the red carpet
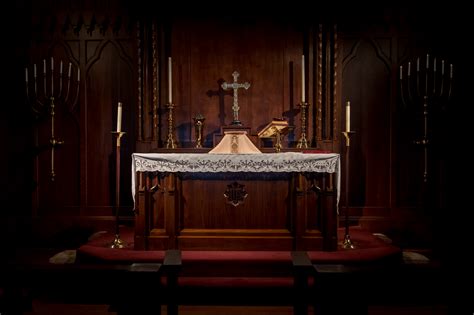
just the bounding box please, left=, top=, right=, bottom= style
left=77, top=226, right=401, bottom=265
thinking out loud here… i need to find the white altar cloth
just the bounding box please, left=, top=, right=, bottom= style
left=131, top=152, right=340, bottom=207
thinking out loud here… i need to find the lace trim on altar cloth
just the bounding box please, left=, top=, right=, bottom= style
left=133, top=152, right=338, bottom=173
left=131, top=152, right=340, bottom=208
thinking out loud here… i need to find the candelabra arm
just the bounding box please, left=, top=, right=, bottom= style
left=342, top=131, right=355, bottom=147
left=25, top=79, right=30, bottom=104
left=399, top=76, right=407, bottom=108
left=407, top=76, right=413, bottom=104
left=447, top=77, right=453, bottom=99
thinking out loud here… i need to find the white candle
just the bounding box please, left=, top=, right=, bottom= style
left=301, top=55, right=305, bottom=102
left=43, top=59, right=46, bottom=74
left=416, top=58, right=420, bottom=72
left=77, top=68, right=80, bottom=81
left=441, top=60, right=445, bottom=75
left=34, top=64, right=37, bottom=77
left=168, top=57, right=172, bottom=103
left=116, top=102, right=123, bottom=132
left=399, top=66, right=403, bottom=80
left=59, top=61, right=63, bottom=75
left=345, top=101, right=350, bottom=132
left=51, top=57, right=54, bottom=71
left=426, top=54, right=429, bottom=69
left=25, top=67, right=28, bottom=83
left=450, top=64, right=453, bottom=78
left=407, top=62, right=411, bottom=76
left=68, top=63, right=72, bottom=77
left=433, top=58, right=436, bottom=72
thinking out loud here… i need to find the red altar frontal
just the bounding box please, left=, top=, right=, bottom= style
left=132, top=152, right=340, bottom=251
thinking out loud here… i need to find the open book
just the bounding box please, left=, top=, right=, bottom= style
left=257, top=119, right=289, bottom=138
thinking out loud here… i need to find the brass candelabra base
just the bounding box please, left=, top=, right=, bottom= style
left=110, top=234, right=126, bottom=249
left=342, top=233, right=355, bottom=249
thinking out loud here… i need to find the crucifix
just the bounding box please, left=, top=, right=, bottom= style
left=221, top=71, right=251, bottom=125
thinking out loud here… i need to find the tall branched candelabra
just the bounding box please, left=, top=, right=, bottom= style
left=399, top=54, right=453, bottom=184
left=25, top=58, right=80, bottom=181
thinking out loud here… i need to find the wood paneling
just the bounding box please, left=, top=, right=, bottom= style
left=169, top=17, right=304, bottom=148
left=135, top=171, right=336, bottom=251
left=342, top=38, right=391, bottom=214
left=85, top=40, right=135, bottom=214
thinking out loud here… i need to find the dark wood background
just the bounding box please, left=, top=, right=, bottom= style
left=3, top=2, right=465, bottom=254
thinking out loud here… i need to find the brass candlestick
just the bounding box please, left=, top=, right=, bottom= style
left=193, top=114, right=205, bottom=148
left=296, top=102, right=309, bottom=148
left=110, top=131, right=126, bottom=249
left=166, top=102, right=177, bottom=148
left=342, top=130, right=356, bottom=249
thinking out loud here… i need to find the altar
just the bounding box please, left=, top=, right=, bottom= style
left=132, top=152, right=340, bottom=251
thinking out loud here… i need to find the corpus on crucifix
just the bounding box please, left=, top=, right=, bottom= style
left=221, top=71, right=250, bottom=125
